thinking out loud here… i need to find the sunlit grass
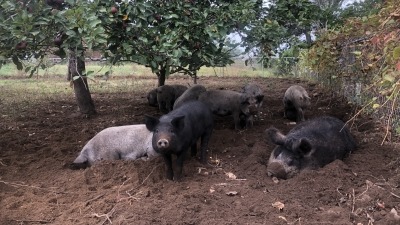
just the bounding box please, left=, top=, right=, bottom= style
left=0, top=60, right=273, bottom=78
left=0, top=60, right=274, bottom=117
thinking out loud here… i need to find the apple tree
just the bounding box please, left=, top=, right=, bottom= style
left=96, top=0, right=259, bottom=86
left=0, top=0, right=110, bottom=116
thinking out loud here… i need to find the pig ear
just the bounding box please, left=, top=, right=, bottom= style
left=144, top=115, right=159, bottom=131
left=293, top=138, right=312, bottom=156
left=171, top=116, right=185, bottom=131
left=265, top=127, right=286, bottom=145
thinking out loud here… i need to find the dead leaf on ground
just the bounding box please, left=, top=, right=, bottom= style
left=225, top=172, right=237, bottom=179
left=272, top=201, right=285, bottom=210
left=226, top=191, right=238, bottom=196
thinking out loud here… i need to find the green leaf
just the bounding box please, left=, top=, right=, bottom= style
left=383, top=74, right=395, bottom=83
left=393, top=46, right=400, bottom=60
left=372, top=104, right=380, bottom=109
left=11, top=55, right=23, bottom=70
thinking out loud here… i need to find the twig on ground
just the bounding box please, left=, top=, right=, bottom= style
left=352, top=188, right=355, bottom=213
left=117, top=177, right=132, bottom=200
left=356, top=181, right=371, bottom=200
left=138, top=164, right=159, bottom=187
left=85, top=193, right=106, bottom=206
left=13, top=219, right=52, bottom=224
left=390, top=192, right=400, bottom=199
left=92, top=204, right=117, bottom=225
left=0, top=180, right=72, bottom=194
left=0, top=159, right=6, bottom=166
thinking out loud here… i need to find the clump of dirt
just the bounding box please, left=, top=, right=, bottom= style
left=1, top=77, right=400, bottom=225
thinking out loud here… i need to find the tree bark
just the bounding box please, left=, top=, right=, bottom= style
left=193, top=71, right=197, bottom=84
left=157, top=66, right=166, bottom=86
left=67, top=50, right=96, bottom=116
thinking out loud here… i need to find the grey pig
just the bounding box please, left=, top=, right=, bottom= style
left=266, top=116, right=357, bottom=179
left=241, top=83, right=264, bottom=127
left=283, top=85, right=310, bottom=122
left=173, top=84, right=207, bottom=110
left=157, top=84, right=188, bottom=113
left=71, top=124, right=159, bottom=169
left=198, top=89, right=251, bottom=130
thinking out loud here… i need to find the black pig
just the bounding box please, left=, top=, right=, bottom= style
left=145, top=101, right=214, bottom=181
left=198, top=90, right=251, bottom=130
left=173, top=84, right=207, bottom=110
left=147, top=88, right=158, bottom=107
left=157, top=84, right=188, bottom=113
left=265, top=116, right=356, bottom=179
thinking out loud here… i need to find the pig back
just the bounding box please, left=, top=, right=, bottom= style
left=166, top=101, right=213, bottom=143
left=198, top=90, right=243, bottom=115
left=287, top=116, right=356, bottom=164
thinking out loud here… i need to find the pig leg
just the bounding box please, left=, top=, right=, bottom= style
left=233, top=112, right=241, bottom=130
left=199, top=130, right=212, bottom=164
left=296, top=106, right=305, bottom=122
left=163, top=154, right=174, bottom=180
left=191, top=143, right=197, bottom=157
left=175, top=151, right=186, bottom=181
left=246, top=115, right=254, bottom=128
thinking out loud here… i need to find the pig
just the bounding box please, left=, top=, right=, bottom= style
left=240, top=83, right=264, bottom=128
left=157, top=84, right=188, bottom=113
left=242, top=82, right=264, bottom=108
left=147, top=88, right=158, bottom=107
left=198, top=90, right=251, bottom=130
left=145, top=101, right=214, bottom=181
left=265, top=116, right=357, bottom=179
left=173, top=84, right=207, bottom=110
left=70, top=124, right=159, bottom=169
left=283, top=85, right=311, bottom=122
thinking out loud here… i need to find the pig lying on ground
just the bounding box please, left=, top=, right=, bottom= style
left=157, top=84, right=188, bottom=113
left=147, top=88, right=158, bottom=107
left=240, top=83, right=264, bottom=128
left=145, top=101, right=214, bottom=181
left=173, top=84, right=207, bottom=110
left=198, top=90, right=251, bottom=130
left=283, top=85, right=311, bottom=122
left=265, top=116, right=357, bottom=179
left=70, top=124, right=159, bottom=169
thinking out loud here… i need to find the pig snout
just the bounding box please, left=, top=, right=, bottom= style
left=267, top=162, right=288, bottom=179
left=157, top=138, right=169, bottom=149
left=249, top=105, right=258, bottom=115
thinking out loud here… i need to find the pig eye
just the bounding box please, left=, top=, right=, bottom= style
left=287, top=159, right=295, bottom=166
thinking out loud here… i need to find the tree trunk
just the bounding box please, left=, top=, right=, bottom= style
left=304, top=31, right=312, bottom=46
left=193, top=71, right=197, bottom=84
left=67, top=51, right=96, bottom=116
left=157, top=66, right=167, bottom=86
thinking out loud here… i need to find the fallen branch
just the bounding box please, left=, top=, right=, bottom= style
left=0, top=180, right=72, bottom=194
left=390, top=192, right=400, bottom=199
left=13, top=219, right=52, bottom=224
left=85, top=193, right=106, bottom=206
left=93, top=205, right=117, bottom=225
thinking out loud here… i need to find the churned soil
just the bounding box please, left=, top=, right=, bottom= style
left=1, top=76, right=400, bottom=225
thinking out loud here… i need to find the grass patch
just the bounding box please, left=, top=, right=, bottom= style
left=0, top=60, right=274, bottom=117
left=1, top=61, right=273, bottom=78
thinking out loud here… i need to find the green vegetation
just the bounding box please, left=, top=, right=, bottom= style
left=0, top=61, right=272, bottom=78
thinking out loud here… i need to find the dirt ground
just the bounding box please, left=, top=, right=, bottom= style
left=1, top=76, right=400, bottom=225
